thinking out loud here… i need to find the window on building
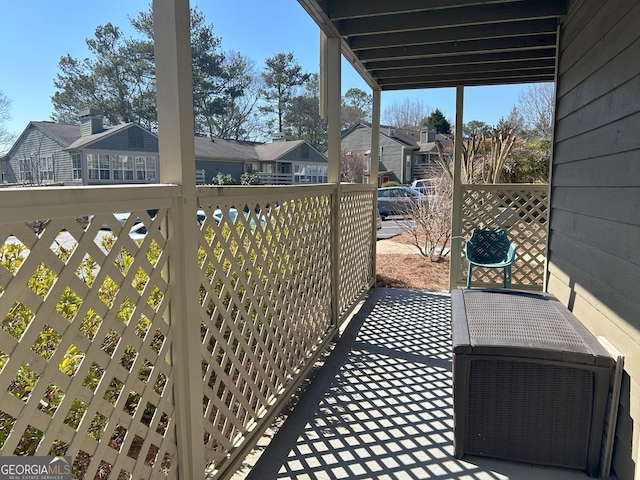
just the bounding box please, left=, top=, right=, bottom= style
left=245, top=162, right=260, bottom=173
left=39, top=156, right=53, bottom=182
left=320, top=165, right=328, bottom=183
left=72, top=154, right=82, bottom=180
left=136, top=155, right=157, bottom=181
left=99, top=154, right=111, bottom=180
left=293, top=164, right=327, bottom=183
left=86, top=153, right=157, bottom=182
left=113, top=155, right=134, bottom=180
left=306, top=165, right=315, bottom=183
left=87, top=154, right=99, bottom=180
left=145, top=156, right=156, bottom=181
left=405, top=154, right=412, bottom=182
left=19, top=159, right=33, bottom=182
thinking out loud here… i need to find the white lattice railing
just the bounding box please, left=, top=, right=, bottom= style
left=453, top=184, right=549, bottom=290
left=0, top=183, right=376, bottom=479
left=338, top=184, right=377, bottom=321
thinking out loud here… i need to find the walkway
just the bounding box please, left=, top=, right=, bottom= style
left=233, top=288, right=607, bottom=480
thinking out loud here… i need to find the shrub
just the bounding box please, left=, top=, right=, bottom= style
left=381, top=181, right=400, bottom=188
left=240, top=172, right=262, bottom=185
left=0, top=232, right=165, bottom=456
left=211, top=172, right=239, bottom=185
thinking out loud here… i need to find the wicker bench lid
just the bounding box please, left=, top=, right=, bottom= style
left=452, top=289, right=614, bottom=366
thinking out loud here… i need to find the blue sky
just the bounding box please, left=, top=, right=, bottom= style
left=0, top=0, right=530, bottom=136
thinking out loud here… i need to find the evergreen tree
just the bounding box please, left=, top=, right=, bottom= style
left=52, top=22, right=157, bottom=128
left=260, top=52, right=310, bottom=134
left=341, top=88, right=371, bottom=130
left=51, top=7, right=257, bottom=138
left=284, top=74, right=327, bottom=151
left=423, top=108, right=451, bottom=134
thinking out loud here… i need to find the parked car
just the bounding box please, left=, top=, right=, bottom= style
left=377, top=210, right=382, bottom=229
left=89, top=211, right=154, bottom=230
left=377, top=186, right=425, bottom=219
left=411, top=178, right=435, bottom=195
left=212, top=208, right=239, bottom=224
left=128, top=222, right=149, bottom=241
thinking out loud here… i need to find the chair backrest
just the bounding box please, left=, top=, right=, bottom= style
left=466, top=229, right=513, bottom=263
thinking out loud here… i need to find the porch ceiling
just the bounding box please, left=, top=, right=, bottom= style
left=297, top=0, right=567, bottom=90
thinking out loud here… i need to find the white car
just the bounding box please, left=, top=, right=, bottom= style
left=411, top=179, right=435, bottom=195
left=89, top=212, right=138, bottom=230
left=128, top=222, right=149, bottom=241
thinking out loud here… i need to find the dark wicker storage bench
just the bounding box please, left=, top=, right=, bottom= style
left=451, top=289, right=615, bottom=477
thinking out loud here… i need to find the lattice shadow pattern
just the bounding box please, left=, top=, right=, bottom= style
left=278, top=291, right=454, bottom=479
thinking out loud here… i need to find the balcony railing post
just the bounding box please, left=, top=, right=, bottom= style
left=450, top=86, right=465, bottom=291
left=371, top=89, right=381, bottom=281
left=153, top=0, right=204, bottom=478
left=321, top=32, right=342, bottom=337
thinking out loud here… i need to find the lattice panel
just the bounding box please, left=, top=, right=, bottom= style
left=459, top=187, right=548, bottom=289
left=0, top=209, right=176, bottom=479
left=339, top=187, right=376, bottom=318
left=196, top=193, right=333, bottom=469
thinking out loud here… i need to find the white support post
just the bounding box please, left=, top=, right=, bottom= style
left=152, top=0, right=204, bottom=478
left=371, top=89, right=381, bottom=280
left=449, top=86, right=464, bottom=291
left=323, top=34, right=341, bottom=184
left=370, top=90, right=380, bottom=185
left=321, top=33, right=342, bottom=334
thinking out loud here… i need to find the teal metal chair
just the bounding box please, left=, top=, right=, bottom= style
left=464, top=229, right=516, bottom=288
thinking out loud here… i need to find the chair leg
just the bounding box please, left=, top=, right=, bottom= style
left=504, top=266, right=512, bottom=289
left=467, top=264, right=472, bottom=288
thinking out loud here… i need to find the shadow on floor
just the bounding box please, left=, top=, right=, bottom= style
left=236, top=288, right=605, bottom=480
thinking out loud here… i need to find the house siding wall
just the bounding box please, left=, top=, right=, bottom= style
left=549, top=1, right=640, bottom=478
left=340, top=124, right=406, bottom=184
left=4, top=126, right=75, bottom=184
left=278, top=143, right=327, bottom=163
left=88, top=126, right=158, bottom=152
left=195, top=159, right=244, bottom=184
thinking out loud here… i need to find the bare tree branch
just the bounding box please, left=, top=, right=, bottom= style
left=398, top=174, right=452, bottom=262
left=483, top=126, right=517, bottom=184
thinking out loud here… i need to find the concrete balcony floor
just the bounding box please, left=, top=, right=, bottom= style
left=233, top=288, right=609, bottom=480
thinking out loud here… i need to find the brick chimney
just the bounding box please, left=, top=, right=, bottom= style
left=79, top=108, right=104, bottom=136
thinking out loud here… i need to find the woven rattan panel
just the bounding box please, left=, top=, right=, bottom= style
left=451, top=289, right=614, bottom=476
left=467, top=359, right=593, bottom=468
left=463, top=290, right=585, bottom=348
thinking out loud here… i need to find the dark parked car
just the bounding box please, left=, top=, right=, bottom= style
left=377, top=186, right=425, bottom=219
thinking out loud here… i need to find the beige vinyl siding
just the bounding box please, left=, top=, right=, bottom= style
left=549, top=0, right=640, bottom=478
